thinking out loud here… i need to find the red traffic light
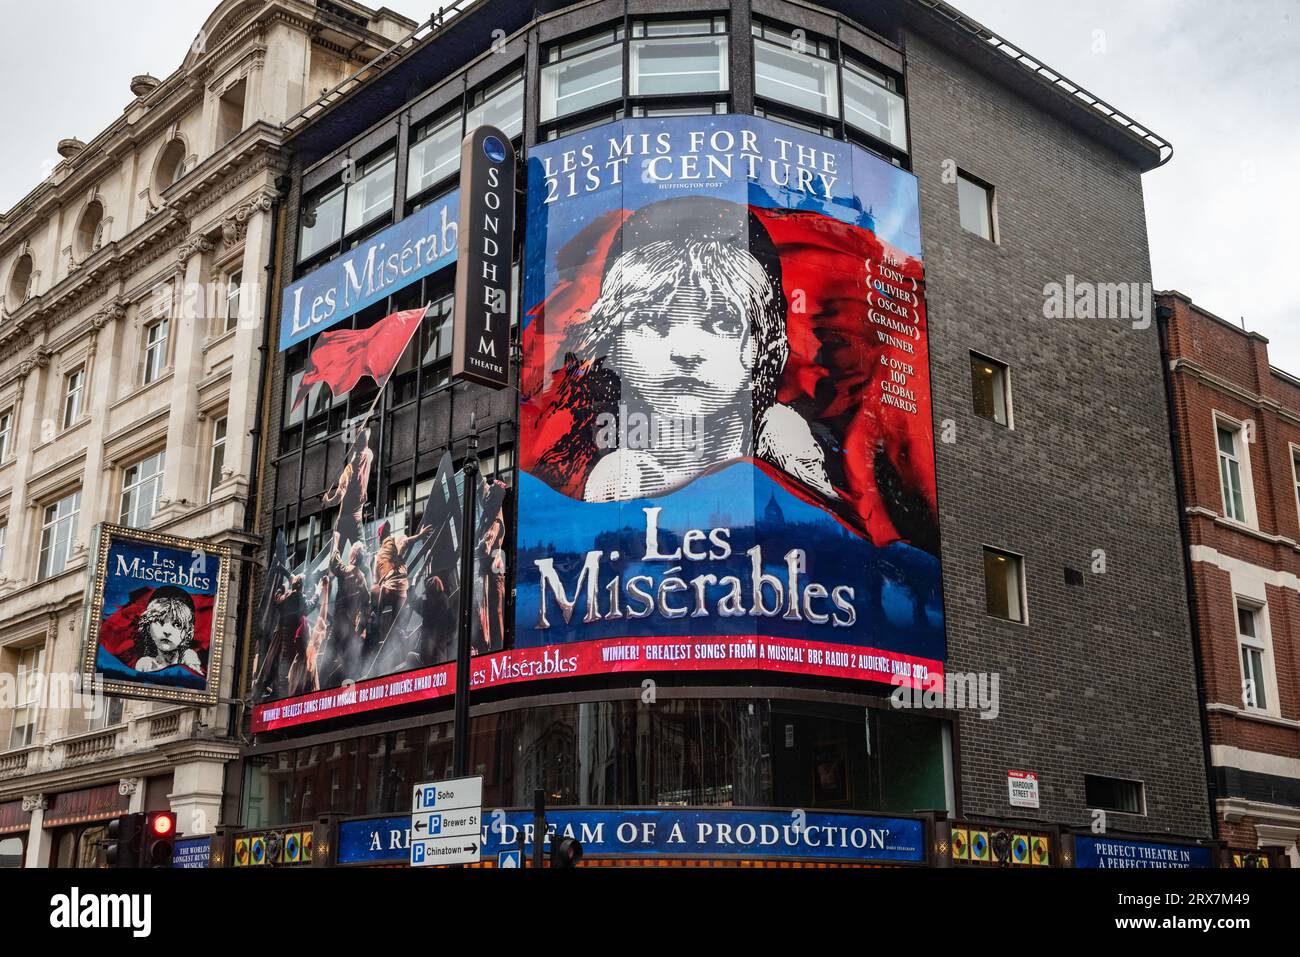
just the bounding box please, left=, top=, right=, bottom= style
left=150, top=813, right=175, bottom=837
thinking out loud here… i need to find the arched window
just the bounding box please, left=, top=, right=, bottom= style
left=7, top=254, right=33, bottom=306
left=76, top=201, right=105, bottom=258
left=154, top=138, right=186, bottom=195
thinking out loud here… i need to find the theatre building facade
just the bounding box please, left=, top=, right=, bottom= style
left=0, top=0, right=414, bottom=868
left=233, top=0, right=1215, bottom=867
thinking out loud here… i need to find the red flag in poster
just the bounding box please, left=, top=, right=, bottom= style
left=292, top=305, right=428, bottom=410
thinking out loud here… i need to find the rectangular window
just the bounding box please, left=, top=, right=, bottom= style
left=0, top=521, right=7, bottom=570
left=1292, top=448, right=1300, bottom=527
left=540, top=35, right=625, bottom=123
left=1084, top=775, right=1145, bottom=815
left=38, top=490, right=80, bottom=580
left=407, top=113, right=462, bottom=199
left=970, top=353, right=1010, bottom=427
left=9, top=645, right=45, bottom=749
left=843, top=60, right=907, bottom=151
left=299, top=183, right=345, bottom=261
left=629, top=33, right=729, bottom=98
left=217, top=78, right=247, bottom=145
left=62, top=367, right=85, bottom=429
left=958, top=172, right=994, bottom=240
left=143, top=319, right=169, bottom=385
left=754, top=35, right=838, bottom=117
left=209, top=417, right=228, bottom=497
left=89, top=696, right=125, bottom=731
left=344, top=150, right=396, bottom=235
left=120, top=451, right=166, bottom=529
left=0, top=407, right=11, bottom=461
left=1236, top=602, right=1269, bottom=711
left=983, top=547, right=1024, bottom=622
left=224, top=270, right=243, bottom=333
left=468, top=72, right=525, bottom=140
left=1217, top=423, right=1248, bottom=523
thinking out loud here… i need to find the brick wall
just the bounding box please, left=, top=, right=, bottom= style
left=906, top=32, right=1210, bottom=837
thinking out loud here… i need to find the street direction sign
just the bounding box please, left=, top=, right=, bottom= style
left=410, top=775, right=483, bottom=867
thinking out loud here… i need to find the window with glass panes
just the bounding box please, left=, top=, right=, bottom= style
left=970, top=353, right=1010, bottom=426
left=225, top=270, right=243, bottom=332
left=62, top=366, right=85, bottom=429
left=0, top=407, right=11, bottom=461
left=38, top=491, right=80, bottom=580
left=1217, top=422, right=1248, bottom=523
left=751, top=21, right=909, bottom=159
left=299, top=182, right=345, bottom=261
left=983, top=547, right=1024, bottom=622
left=540, top=25, right=626, bottom=123
left=209, top=417, right=228, bottom=497
left=9, top=644, right=44, bottom=749
left=540, top=20, right=730, bottom=128
left=1236, top=602, right=1269, bottom=710
left=120, top=451, right=165, bottom=529
left=753, top=22, right=838, bottom=118
left=343, top=149, right=396, bottom=236
left=143, top=319, right=169, bottom=384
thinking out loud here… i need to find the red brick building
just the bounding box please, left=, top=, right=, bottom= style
left=1160, top=291, right=1300, bottom=866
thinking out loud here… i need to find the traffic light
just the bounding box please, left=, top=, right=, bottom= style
left=142, top=812, right=177, bottom=868
left=550, top=836, right=583, bottom=868
left=104, top=813, right=144, bottom=869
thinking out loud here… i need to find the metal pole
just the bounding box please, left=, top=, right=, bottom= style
left=450, top=424, right=479, bottom=778
left=532, top=787, right=545, bottom=869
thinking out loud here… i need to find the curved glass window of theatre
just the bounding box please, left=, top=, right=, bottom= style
left=753, top=24, right=838, bottom=117
left=842, top=59, right=907, bottom=151
left=540, top=19, right=730, bottom=124
left=299, top=182, right=345, bottom=261
left=408, top=71, right=524, bottom=204
left=343, top=149, right=396, bottom=236
left=240, top=699, right=950, bottom=827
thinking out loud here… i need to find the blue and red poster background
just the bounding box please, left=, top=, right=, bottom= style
left=515, top=116, right=944, bottom=688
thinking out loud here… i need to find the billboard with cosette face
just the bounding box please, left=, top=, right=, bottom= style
left=81, top=524, right=231, bottom=705
left=514, top=115, right=944, bottom=689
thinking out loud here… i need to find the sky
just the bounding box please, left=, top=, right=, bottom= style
left=1, top=0, right=1296, bottom=366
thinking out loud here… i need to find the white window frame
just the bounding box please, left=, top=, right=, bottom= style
left=343, top=150, right=396, bottom=236
left=1214, top=413, right=1257, bottom=528
left=225, top=269, right=243, bottom=333
left=62, top=366, right=85, bottom=430
left=753, top=35, right=839, bottom=118
left=540, top=36, right=626, bottom=123
left=982, top=545, right=1027, bottom=624
left=0, top=520, right=7, bottom=571
left=8, top=644, right=45, bottom=750
left=120, top=450, right=166, bottom=529
left=38, top=490, right=80, bottom=580
left=209, top=416, right=228, bottom=499
left=957, top=171, right=996, bottom=241
left=0, top=406, right=11, bottom=461
left=1234, top=597, right=1278, bottom=716
left=1290, top=442, right=1300, bottom=531
left=142, top=318, right=169, bottom=385
left=970, top=351, right=1013, bottom=429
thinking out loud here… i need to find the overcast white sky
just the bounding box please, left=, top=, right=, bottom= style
left=1, top=1, right=1296, bottom=366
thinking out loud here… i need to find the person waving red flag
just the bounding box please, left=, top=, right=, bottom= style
left=292, top=304, right=429, bottom=411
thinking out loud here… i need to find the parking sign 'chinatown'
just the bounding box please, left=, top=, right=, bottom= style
left=514, top=115, right=945, bottom=688
left=81, top=524, right=231, bottom=706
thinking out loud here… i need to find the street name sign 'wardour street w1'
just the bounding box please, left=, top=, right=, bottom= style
left=410, top=776, right=483, bottom=867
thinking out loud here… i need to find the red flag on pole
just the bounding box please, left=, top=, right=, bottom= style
left=292, top=305, right=428, bottom=411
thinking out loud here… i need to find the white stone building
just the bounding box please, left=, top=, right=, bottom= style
left=0, top=0, right=413, bottom=867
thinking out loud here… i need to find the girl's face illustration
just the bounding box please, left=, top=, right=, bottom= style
left=149, top=605, right=193, bottom=656
left=615, top=275, right=755, bottom=422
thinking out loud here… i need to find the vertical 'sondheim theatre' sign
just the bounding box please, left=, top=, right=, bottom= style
left=452, top=125, right=516, bottom=389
